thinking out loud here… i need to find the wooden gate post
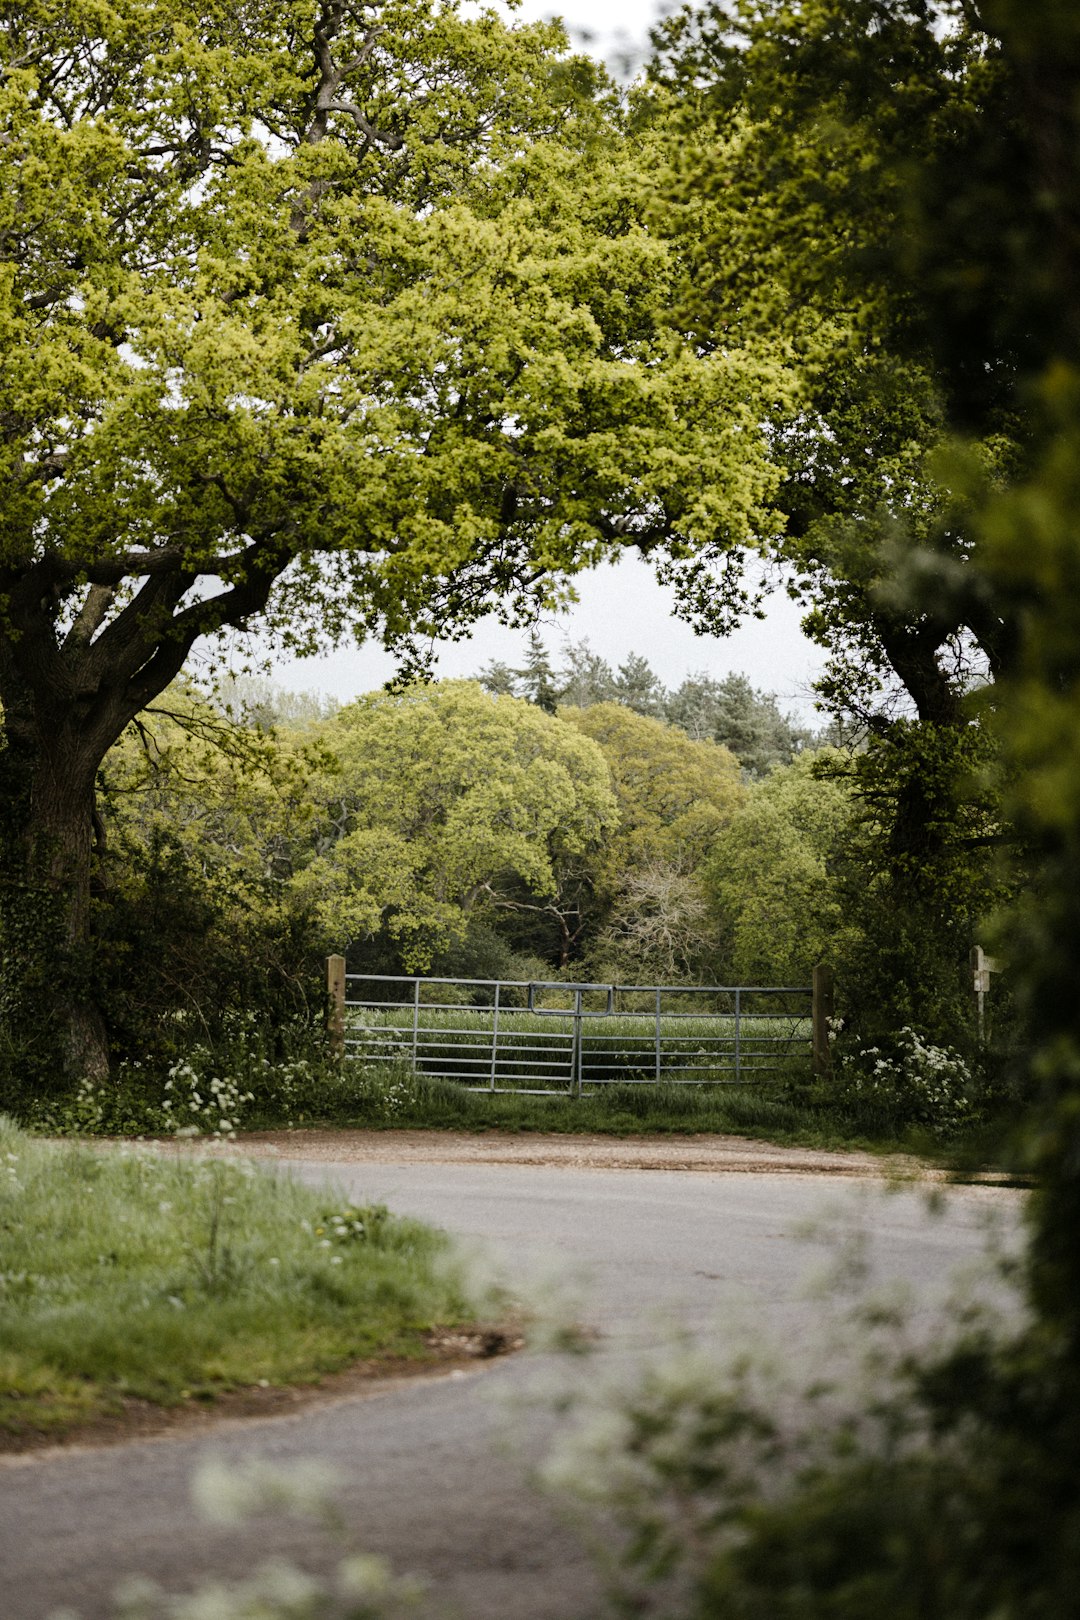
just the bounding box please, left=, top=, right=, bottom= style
left=327, top=954, right=346, bottom=1059
left=812, top=964, right=834, bottom=1078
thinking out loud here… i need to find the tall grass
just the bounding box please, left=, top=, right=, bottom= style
left=239, top=1066, right=953, bottom=1155
left=348, top=1006, right=812, bottom=1088
left=0, top=1120, right=477, bottom=1440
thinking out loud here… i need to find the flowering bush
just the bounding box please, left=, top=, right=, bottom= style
left=164, top=1010, right=420, bottom=1128
left=28, top=1069, right=173, bottom=1137
left=355, top=1070, right=416, bottom=1121
left=848, top=1026, right=976, bottom=1138
left=162, top=1060, right=255, bottom=1139
left=129, top=1010, right=335, bottom=1134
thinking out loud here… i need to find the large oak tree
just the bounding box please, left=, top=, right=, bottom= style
left=0, top=0, right=787, bottom=1081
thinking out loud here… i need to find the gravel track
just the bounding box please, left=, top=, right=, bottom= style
left=148, top=1126, right=934, bottom=1177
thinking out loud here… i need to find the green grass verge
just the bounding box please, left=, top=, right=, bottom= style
left=20, top=1027, right=1014, bottom=1168
left=239, top=1068, right=997, bottom=1162
left=0, top=1119, right=477, bottom=1441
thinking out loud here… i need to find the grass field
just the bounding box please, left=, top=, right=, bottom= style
left=0, top=1120, right=480, bottom=1441
left=347, top=1004, right=812, bottom=1089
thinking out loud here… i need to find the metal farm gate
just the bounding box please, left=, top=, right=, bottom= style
left=328, top=970, right=825, bottom=1095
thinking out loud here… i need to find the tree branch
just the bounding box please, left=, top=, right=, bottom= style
left=301, top=8, right=399, bottom=150
left=325, top=98, right=403, bottom=150
left=62, top=583, right=117, bottom=655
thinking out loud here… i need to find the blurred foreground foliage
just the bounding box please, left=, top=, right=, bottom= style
left=536, top=1, right=1080, bottom=1615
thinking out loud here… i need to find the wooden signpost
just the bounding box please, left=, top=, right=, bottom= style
left=970, top=946, right=1002, bottom=1044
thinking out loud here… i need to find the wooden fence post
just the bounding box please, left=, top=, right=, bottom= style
left=327, top=954, right=346, bottom=1059
left=812, top=964, right=834, bottom=1078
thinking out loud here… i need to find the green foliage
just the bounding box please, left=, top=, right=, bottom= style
left=645, top=0, right=991, bottom=665
left=541, top=1305, right=1080, bottom=1620
left=564, top=702, right=743, bottom=872
left=527, top=7, right=1080, bottom=1619
left=293, top=681, right=618, bottom=968
left=543, top=702, right=744, bottom=978
left=642, top=0, right=1033, bottom=1047
left=976, top=391, right=1080, bottom=1345
left=479, top=636, right=817, bottom=774
left=429, top=915, right=552, bottom=988
left=0, top=0, right=791, bottom=1084
left=3, top=0, right=783, bottom=650
left=19, top=1015, right=995, bottom=1150
left=55, top=1, right=1080, bottom=1609
left=513, top=628, right=562, bottom=714
left=80, top=678, right=622, bottom=1072
left=1, top=679, right=334, bottom=1088
left=288, top=1068, right=981, bottom=1149
left=664, top=672, right=815, bottom=777
left=840, top=1027, right=978, bottom=1140
left=701, top=752, right=857, bottom=986
left=820, top=717, right=1017, bottom=1049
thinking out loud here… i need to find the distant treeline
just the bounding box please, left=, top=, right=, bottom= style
left=475, top=631, right=835, bottom=778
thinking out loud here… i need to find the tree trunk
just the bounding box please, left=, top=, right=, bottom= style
left=34, top=752, right=110, bottom=1082
left=0, top=704, right=112, bottom=1085
left=1, top=502, right=280, bottom=1094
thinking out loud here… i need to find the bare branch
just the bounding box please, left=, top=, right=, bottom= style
left=326, top=98, right=404, bottom=149
left=301, top=8, right=400, bottom=149
left=76, top=545, right=238, bottom=588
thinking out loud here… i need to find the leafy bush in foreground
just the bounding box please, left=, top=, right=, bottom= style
left=538, top=1279, right=1080, bottom=1620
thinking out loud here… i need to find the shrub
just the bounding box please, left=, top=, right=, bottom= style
left=844, top=1027, right=978, bottom=1138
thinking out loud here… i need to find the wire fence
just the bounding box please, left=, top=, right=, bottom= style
left=330, top=972, right=821, bottom=1095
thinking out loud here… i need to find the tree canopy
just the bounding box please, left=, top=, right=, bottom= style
left=562, top=701, right=743, bottom=874
left=11, top=0, right=1080, bottom=1602
left=291, top=680, right=617, bottom=966
left=4, top=0, right=785, bottom=683
left=0, top=0, right=789, bottom=1079
left=578, top=7, right=1080, bottom=1610
left=635, top=0, right=1030, bottom=1033
left=643, top=0, right=1025, bottom=734
left=701, top=750, right=857, bottom=986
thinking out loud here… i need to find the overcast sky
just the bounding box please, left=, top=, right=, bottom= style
left=515, top=0, right=668, bottom=73
left=265, top=558, right=827, bottom=718
left=263, top=0, right=830, bottom=721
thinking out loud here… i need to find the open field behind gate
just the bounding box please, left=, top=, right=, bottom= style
left=340, top=975, right=814, bottom=1095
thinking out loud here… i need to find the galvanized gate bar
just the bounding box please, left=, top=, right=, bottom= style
left=654, top=988, right=662, bottom=1083
left=337, top=973, right=814, bottom=1095
left=489, top=982, right=500, bottom=1093
left=735, top=987, right=741, bottom=1083
left=411, top=977, right=420, bottom=1069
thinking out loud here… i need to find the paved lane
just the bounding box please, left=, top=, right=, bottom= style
left=0, top=1161, right=1023, bottom=1620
